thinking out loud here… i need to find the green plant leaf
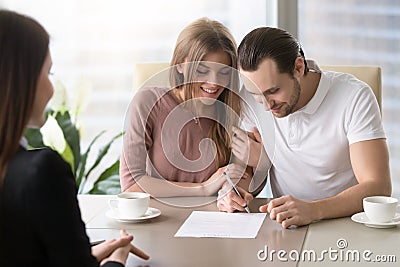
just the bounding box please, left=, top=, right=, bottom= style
left=54, top=110, right=80, bottom=174
left=24, top=107, right=55, bottom=148
left=76, top=130, right=106, bottom=190
left=60, top=141, right=75, bottom=172
left=88, top=160, right=121, bottom=195
left=84, top=131, right=123, bottom=180
left=21, top=78, right=121, bottom=194
left=24, top=128, right=45, bottom=148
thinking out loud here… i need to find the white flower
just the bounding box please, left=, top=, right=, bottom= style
left=72, top=77, right=93, bottom=117
left=40, top=115, right=66, bottom=153
left=48, top=79, right=68, bottom=111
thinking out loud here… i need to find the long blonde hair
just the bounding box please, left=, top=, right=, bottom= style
left=169, top=17, right=241, bottom=168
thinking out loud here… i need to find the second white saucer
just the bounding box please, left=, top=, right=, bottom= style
left=351, top=212, right=400, bottom=228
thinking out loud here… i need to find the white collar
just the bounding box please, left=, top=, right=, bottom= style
left=296, top=60, right=329, bottom=115
left=19, top=137, right=28, bottom=149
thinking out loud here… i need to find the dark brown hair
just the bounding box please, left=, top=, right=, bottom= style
left=0, top=10, right=49, bottom=181
left=238, top=27, right=308, bottom=76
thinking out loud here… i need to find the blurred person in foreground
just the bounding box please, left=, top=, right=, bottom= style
left=0, top=9, right=149, bottom=266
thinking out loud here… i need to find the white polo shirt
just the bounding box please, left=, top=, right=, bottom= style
left=240, top=70, right=385, bottom=201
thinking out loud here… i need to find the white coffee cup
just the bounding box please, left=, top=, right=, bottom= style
left=363, top=196, right=398, bottom=223
left=108, top=192, right=150, bottom=218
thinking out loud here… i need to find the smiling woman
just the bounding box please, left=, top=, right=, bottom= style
left=120, top=18, right=256, bottom=203
left=176, top=53, right=232, bottom=105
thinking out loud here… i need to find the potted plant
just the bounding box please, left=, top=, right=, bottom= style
left=24, top=78, right=122, bottom=194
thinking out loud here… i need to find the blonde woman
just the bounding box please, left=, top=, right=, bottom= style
left=120, top=18, right=254, bottom=208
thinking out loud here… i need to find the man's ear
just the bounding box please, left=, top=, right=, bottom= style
left=293, top=57, right=305, bottom=79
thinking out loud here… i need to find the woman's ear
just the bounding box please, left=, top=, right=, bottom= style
left=176, top=57, right=189, bottom=74
left=293, top=57, right=305, bottom=78
left=176, top=63, right=184, bottom=74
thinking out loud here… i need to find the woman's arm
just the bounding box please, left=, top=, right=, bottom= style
left=121, top=152, right=239, bottom=197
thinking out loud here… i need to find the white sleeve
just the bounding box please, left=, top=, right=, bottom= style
left=345, top=86, right=386, bottom=145
left=240, top=99, right=258, bottom=132
left=239, top=89, right=258, bottom=132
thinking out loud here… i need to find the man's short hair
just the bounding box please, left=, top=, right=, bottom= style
left=238, top=27, right=308, bottom=76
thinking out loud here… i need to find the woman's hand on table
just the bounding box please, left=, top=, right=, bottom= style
left=92, top=229, right=149, bottom=265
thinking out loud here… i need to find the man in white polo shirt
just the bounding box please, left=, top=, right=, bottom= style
left=217, top=27, right=391, bottom=228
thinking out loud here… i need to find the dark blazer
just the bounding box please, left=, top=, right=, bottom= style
left=0, top=147, right=122, bottom=267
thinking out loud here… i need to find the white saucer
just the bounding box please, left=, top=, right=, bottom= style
left=351, top=212, right=400, bottom=228
left=105, top=207, right=161, bottom=222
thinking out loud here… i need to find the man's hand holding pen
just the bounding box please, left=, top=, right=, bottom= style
left=217, top=170, right=253, bottom=213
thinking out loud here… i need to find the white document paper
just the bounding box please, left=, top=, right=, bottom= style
left=174, top=211, right=267, bottom=238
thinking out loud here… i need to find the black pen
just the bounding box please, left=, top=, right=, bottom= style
left=223, top=172, right=250, bottom=213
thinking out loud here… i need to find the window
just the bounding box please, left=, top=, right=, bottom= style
left=298, top=0, right=400, bottom=197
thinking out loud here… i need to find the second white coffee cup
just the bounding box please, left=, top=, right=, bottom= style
left=109, top=192, right=150, bottom=218
left=363, top=196, right=398, bottom=223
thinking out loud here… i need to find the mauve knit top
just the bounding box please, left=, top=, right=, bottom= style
left=120, top=87, right=218, bottom=191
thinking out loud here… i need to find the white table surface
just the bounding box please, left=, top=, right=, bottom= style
left=78, top=195, right=307, bottom=267
left=78, top=195, right=400, bottom=267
